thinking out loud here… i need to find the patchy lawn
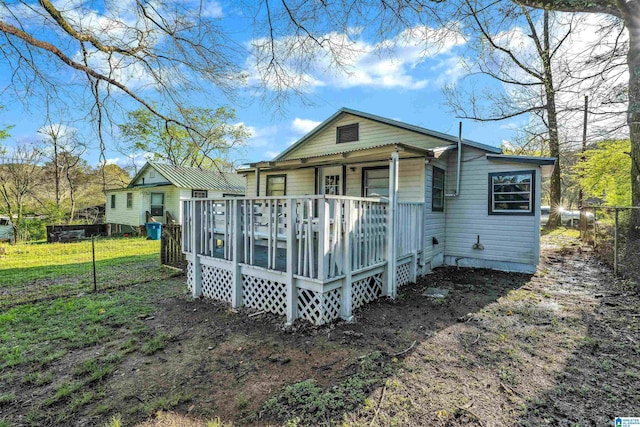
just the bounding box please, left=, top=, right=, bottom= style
left=1, top=233, right=638, bottom=426
left=0, top=237, right=176, bottom=308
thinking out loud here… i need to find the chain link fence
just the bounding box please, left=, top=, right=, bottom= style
left=0, top=236, right=182, bottom=309
left=580, top=206, right=640, bottom=282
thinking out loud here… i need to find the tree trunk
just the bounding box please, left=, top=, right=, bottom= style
left=626, top=10, right=640, bottom=208
left=541, top=11, right=562, bottom=228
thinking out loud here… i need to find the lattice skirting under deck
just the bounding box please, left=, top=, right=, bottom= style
left=242, top=274, right=287, bottom=315
left=297, top=287, right=342, bottom=325
left=397, top=261, right=412, bottom=287
left=351, top=272, right=383, bottom=310
left=201, top=264, right=233, bottom=303
left=186, top=260, right=194, bottom=293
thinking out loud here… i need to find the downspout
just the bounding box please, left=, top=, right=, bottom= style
left=445, top=121, right=462, bottom=197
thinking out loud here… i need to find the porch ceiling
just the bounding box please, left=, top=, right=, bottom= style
left=247, top=142, right=434, bottom=171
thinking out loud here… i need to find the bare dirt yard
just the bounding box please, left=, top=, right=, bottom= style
left=1, top=231, right=639, bottom=426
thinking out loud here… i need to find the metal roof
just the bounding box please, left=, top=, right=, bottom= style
left=274, top=107, right=502, bottom=161
left=130, top=162, right=245, bottom=192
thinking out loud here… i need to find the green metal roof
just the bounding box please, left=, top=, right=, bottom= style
left=130, top=162, right=245, bottom=192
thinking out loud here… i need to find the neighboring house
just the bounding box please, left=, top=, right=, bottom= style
left=105, top=161, right=245, bottom=232
left=0, top=215, right=13, bottom=243
left=182, top=108, right=554, bottom=326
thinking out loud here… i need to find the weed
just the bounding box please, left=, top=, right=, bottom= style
left=45, top=381, right=83, bottom=406
left=236, top=392, right=249, bottom=411
left=104, top=415, right=122, bottom=427
left=262, top=352, right=395, bottom=425
left=0, top=419, right=11, bottom=427
left=597, top=359, right=613, bottom=372
left=69, top=392, right=95, bottom=411
left=141, top=332, right=169, bottom=355
left=498, top=366, right=519, bottom=386
left=0, top=393, right=16, bottom=406
left=23, top=371, right=53, bottom=386
left=144, top=392, right=192, bottom=414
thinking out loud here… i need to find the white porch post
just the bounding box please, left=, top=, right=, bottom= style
left=341, top=199, right=354, bottom=321
left=231, top=199, right=243, bottom=308
left=192, top=200, right=202, bottom=298
left=285, top=199, right=298, bottom=324
left=386, top=152, right=399, bottom=298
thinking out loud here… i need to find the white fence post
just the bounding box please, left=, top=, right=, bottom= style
left=286, top=199, right=298, bottom=324
left=341, top=199, right=353, bottom=321
left=317, top=198, right=327, bottom=280
left=231, top=199, right=243, bottom=308
left=192, top=200, right=202, bottom=298
left=386, top=152, right=399, bottom=297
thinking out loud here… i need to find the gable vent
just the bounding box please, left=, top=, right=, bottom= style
left=336, top=123, right=359, bottom=143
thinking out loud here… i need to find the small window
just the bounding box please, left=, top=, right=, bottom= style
left=324, top=175, right=340, bottom=195
left=150, top=192, right=164, bottom=216
left=266, top=175, right=286, bottom=196
left=362, top=167, right=389, bottom=198
left=336, top=123, right=359, bottom=143
left=192, top=189, right=208, bottom=198
left=110, top=194, right=116, bottom=209
left=432, top=167, right=444, bottom=212
left=489, top=170, right=535, bottom=215
left=126, top=192, right=133, bottom=209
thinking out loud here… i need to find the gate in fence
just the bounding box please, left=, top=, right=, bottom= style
left=161, top=224, right=186, bottom=270
left=580, top=206, right=640, bottom=281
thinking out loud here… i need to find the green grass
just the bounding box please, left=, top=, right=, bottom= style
left=0, top=237, right=180, bottom=308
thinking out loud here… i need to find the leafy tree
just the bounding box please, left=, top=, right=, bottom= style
left=119, top=106, right=249, bottom=168
left=0, top=142, right=43, bottom=241
left=574, top=139, right=631, bottom=206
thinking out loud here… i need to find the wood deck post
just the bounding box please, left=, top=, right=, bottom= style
left=317, top=198, right=327, bottom=280
left=386, top=152, right=399, bottom=298
left=286, top=199, right=298, bottom=324
left=341, top=199, right=353, bottom=321
left=192, top=200, right=202, bottom=298
left=231, top=199, right=243, bottom=308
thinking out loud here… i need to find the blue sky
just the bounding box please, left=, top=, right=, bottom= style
left=1, top=0, right=619, bottom=169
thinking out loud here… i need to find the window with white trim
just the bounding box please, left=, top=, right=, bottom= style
left=324, top=175, right=340, bottom=195
left=432, top=167, right=444, bottom=212
left=362, top=167, right=389, bottom=198
left=150, top=192, right=164, bottom=216
left=489, top=170, right=535, bottom=215
left=126, top=192, right=133, bottom=209
left=110, top=194, right=116, bottom=209
left=192, top=189, right=208, bottom=198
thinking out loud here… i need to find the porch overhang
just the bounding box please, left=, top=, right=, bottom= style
left=242, top=142, right=435, bottom=172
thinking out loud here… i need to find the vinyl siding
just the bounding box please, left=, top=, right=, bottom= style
left=423, top=159, right=447, bottom=267
left=106, top=186, right=183, bottom=226
left=245, top=159, right=424, bottom=202
left=132, top=165, right=170, bottom=185
left=105, top=190, right=141, bottom=227
left=444, top=148, right=541, bottom=267
left=282, top=114, right=450, bottom=160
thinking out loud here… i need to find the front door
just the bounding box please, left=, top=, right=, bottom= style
left=320, top=166, right=343, bottom=195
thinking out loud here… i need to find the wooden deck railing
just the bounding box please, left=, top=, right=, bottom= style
left=182, top=195, right=397, bottom=281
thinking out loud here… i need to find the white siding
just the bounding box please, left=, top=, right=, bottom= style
left=443, top=147, right=541, bottom=268
left=132, top=165, right=169, bottom=186
left=246, top=159, right=424, bottom=202
left=282, top=114, right=450, bottom=160
left=423, top=159, right=447, bottom=268
left=105, top=190, right=141, bottom=227
left=345, top=158, right=425, bottom=202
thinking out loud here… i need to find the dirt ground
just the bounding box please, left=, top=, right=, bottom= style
left=3, top=232, right=640, bottom=426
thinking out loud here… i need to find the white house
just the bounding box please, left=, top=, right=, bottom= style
left=181, top=108, right=554, bottom=325
left=105, top=161, right=245, bottom=232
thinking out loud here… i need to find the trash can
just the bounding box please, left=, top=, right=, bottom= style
left=146, top=222, right=162, bottom=240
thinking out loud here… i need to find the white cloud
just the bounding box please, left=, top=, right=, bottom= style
left=244, top=124, right=279, bottom=148
left=246, top=24, right=465, bottom=92
left=291, top=118, right=321, bottom=134
left=106, top=152, right=150, bottom=168
left=264, top=151, right=280, bottom=159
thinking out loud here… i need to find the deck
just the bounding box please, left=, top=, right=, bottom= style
left=182, top=193, right=425, bottom=325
